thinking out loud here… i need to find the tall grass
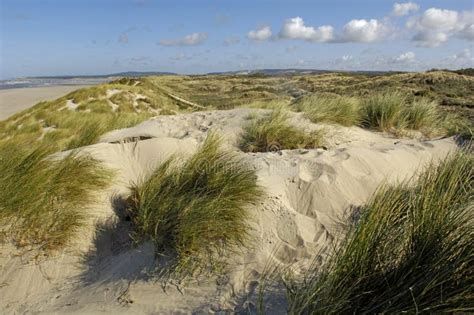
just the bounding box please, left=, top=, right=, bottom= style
left=0, top=142, right=112, bottom=250
left=296, top=94, right=362, bottom=126
left=239, top=110, right=324, bottom=153
left=360, top=91, right=407, bottom=131
left=64, top=112, right=153, bottom=150
left=284, top=151, right=473, bottom=313
left=128, top=133, right=263, bottom=278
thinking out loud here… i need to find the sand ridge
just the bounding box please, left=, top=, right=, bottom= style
left=0, top=108, right=457, bottom=314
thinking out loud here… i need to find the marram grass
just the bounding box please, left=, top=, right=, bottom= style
left=296, top=94, right=362, bottom=127
left=128, top=133, right=263, bottom=279
left=0, top=142, right=113, bottom=250
left=360, top=91, right=407, bottom=131
left=283, top=150, right=474, bottom=314
left=239, top=110, right=324, bottom=153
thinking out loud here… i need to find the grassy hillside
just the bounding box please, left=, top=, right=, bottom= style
left=1, top=70, right=472, bottom=152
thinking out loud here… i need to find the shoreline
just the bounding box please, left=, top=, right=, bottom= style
left=0, top=85, right=91, bottom=120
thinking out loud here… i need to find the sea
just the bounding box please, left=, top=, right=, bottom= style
left=0, top=77, right=114, bottom=90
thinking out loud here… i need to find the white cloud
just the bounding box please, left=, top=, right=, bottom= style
left=451, top=48, right=473, bottom=61
left=247, top=26, right=272, bottom=41
left=407, top=8, right=474, bottom=47
left=395, top=51, right=416, bottom=62
left=341, top=19, right=387, bottom=42
left=341, top=55, right=353, bottom=61
left=412, top=31, right=448, bottom=47
left=458, top=24, right=474, bottom=40
left=279, top=17, right=334, bottom=42
left=392, top=2, right=420, bottom=17
left=159, top=32, right=208, bottom=46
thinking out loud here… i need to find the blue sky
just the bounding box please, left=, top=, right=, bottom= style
left=0, top=0, right=473, bottom=79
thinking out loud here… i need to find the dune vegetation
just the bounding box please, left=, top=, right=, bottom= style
left=0, top=78, right=194, bottom=151
left=239, top=110, right=324, bottom=152
left=0, top=142, right=112, bottom=250
left=127, top=133, right=263, bottom=279
left=282, top=150, right=473, bottom=314
left=295, top=94, right=362, bottom=127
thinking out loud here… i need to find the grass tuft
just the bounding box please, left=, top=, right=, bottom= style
left=0, top=142, right=112, bottom=250
left=284, top=150, right=474, bottom=314
left=402, top=98, right=441, bottom=136
left=360, top=91, right=407, bottom=131
left=239, top=110, right=324, bottom=153
left=296, top=94, right=362, bottom=126
left=128, top=132, right=263, bottom=278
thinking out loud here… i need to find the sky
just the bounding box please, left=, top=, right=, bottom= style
left=0, top=0, right=473, bottom=79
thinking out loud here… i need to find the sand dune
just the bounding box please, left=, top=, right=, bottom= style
left=0, top=109, right=457, bottom=313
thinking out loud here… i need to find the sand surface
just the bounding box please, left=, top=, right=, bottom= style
left=0, top=85, right=90, bottom=120
left=0, top=108, right=458, bottom=314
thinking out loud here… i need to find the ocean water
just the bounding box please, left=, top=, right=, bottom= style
left=0, top=77, right=113, bottom=89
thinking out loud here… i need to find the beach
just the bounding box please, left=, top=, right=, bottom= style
left=0, top=85, right=89, bottom=120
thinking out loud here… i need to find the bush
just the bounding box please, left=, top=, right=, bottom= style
left=239, top=110, right=324, bottom=153
left=361, top=91, right=406, bottom=131
left=284, top=151, right=474, bottom=313
left=0, top=143, right=112, bottom=250
left=128, top=133, right=263, bottom=278
left=297, top=94, right=362, bottom=126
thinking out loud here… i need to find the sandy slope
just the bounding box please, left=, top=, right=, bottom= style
left=0, top=109, right=457, bottom=314
left=0, top=85, right=90, bottom=120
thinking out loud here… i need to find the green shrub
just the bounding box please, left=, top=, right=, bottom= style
left=361, top=91, right=407, bottom=131
left=284, top=151, right=473, bottom=314
left=0, top=142, right=112, bottom=250
left=239, top=110, right=324, bottom=152
left=297, top=94, right=362, bottom=126
left=128, top=133, right=263, bottom=278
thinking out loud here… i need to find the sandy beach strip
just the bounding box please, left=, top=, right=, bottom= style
left=0, top=85, right=90, bottom=120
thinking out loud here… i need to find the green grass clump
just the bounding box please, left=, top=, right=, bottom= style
left=402, top=98, right=442, bottom=136
left=297, top=94, right=362, bottom=126
left=0, top=142, right=112, bottom=250
left=128, top=133, right=263, bottom=278
left=284, top=150, right=473, bottom=313
left=239, top=110, right=324, bottom=153
left=361, top=91, right=407, bottom=131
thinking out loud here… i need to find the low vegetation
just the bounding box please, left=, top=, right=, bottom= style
left=239, top=110, right=324, bottom=152
left=127, top=133, right=262, bottom=278
left=0, top=142, right=112, bottom=250
left=0, top=78, right=191, bottom=151
left=296, top=94, right=362, bottom=126
left=283, top=150, right=473, bottom=313
left=360, top=91, right=407, bottom=131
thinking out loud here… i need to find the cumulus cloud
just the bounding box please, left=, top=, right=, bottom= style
left=407, top=8, right=474, bottom=47
left=279, top=17, right=334, bottom=42
left=395, top=51, right=416, bottom=62
left=247, top=26, right=272, bottom=41
left=159, top=32, right=208, bottom=46
left=392, top=2, right=420, bottom=17
left=341, top=19, right=388, bottom=42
